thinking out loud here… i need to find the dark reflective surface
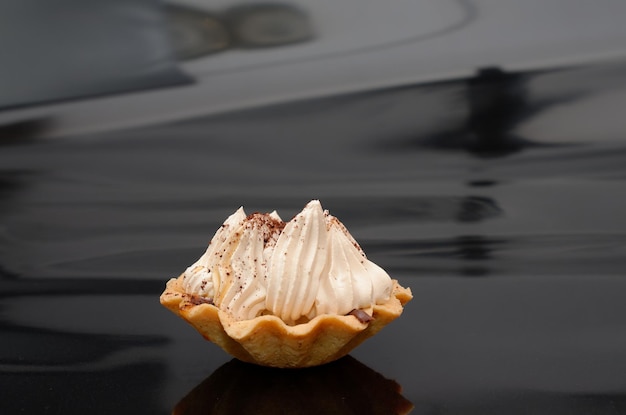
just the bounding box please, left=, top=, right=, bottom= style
left=2, top=60, right=626, bottom=414
left=173, top=357, right=412, bottom=414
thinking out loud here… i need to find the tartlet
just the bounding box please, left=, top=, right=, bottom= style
left=160, top=200, right=412, bottom=368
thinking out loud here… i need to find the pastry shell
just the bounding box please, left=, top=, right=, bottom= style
left=160, top=276, right=412, bottom=368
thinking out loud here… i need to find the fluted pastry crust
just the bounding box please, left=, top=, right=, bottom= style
left=160, top=276, right=412, bottom=368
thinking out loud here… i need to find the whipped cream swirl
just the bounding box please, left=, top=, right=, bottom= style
left=183, top=200, right=392, bottom=323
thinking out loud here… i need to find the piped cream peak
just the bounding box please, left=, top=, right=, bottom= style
left=182, top=200, right=392, bottom=324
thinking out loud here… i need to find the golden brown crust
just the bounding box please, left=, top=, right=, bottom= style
left=160, top=275, right=412, bottom=368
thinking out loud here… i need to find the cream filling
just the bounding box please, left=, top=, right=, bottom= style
left=182, top=200, right=392, bottom=323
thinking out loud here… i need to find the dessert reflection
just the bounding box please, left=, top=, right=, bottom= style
left=173, top=356, right=413, bottom=415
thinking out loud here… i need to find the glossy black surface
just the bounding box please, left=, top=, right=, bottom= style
left=2, top=60, right=626, bottom=414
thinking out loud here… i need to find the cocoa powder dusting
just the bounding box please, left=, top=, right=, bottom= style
left=326, top=212, right=365, bottom=256
left=245, top=212, right=286, bottom=245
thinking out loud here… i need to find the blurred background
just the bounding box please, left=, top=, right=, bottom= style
left=2, top=1, right=626, bottom=414
left=3, top=0, right=626, bottom=136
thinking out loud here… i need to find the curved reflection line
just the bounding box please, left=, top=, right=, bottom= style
left=193, top=0, right=477, bottom=77
left=173, top=356, right=414, bottom=414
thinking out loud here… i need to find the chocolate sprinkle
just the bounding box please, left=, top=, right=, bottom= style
left=348, top=309, right=374, bottom=323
